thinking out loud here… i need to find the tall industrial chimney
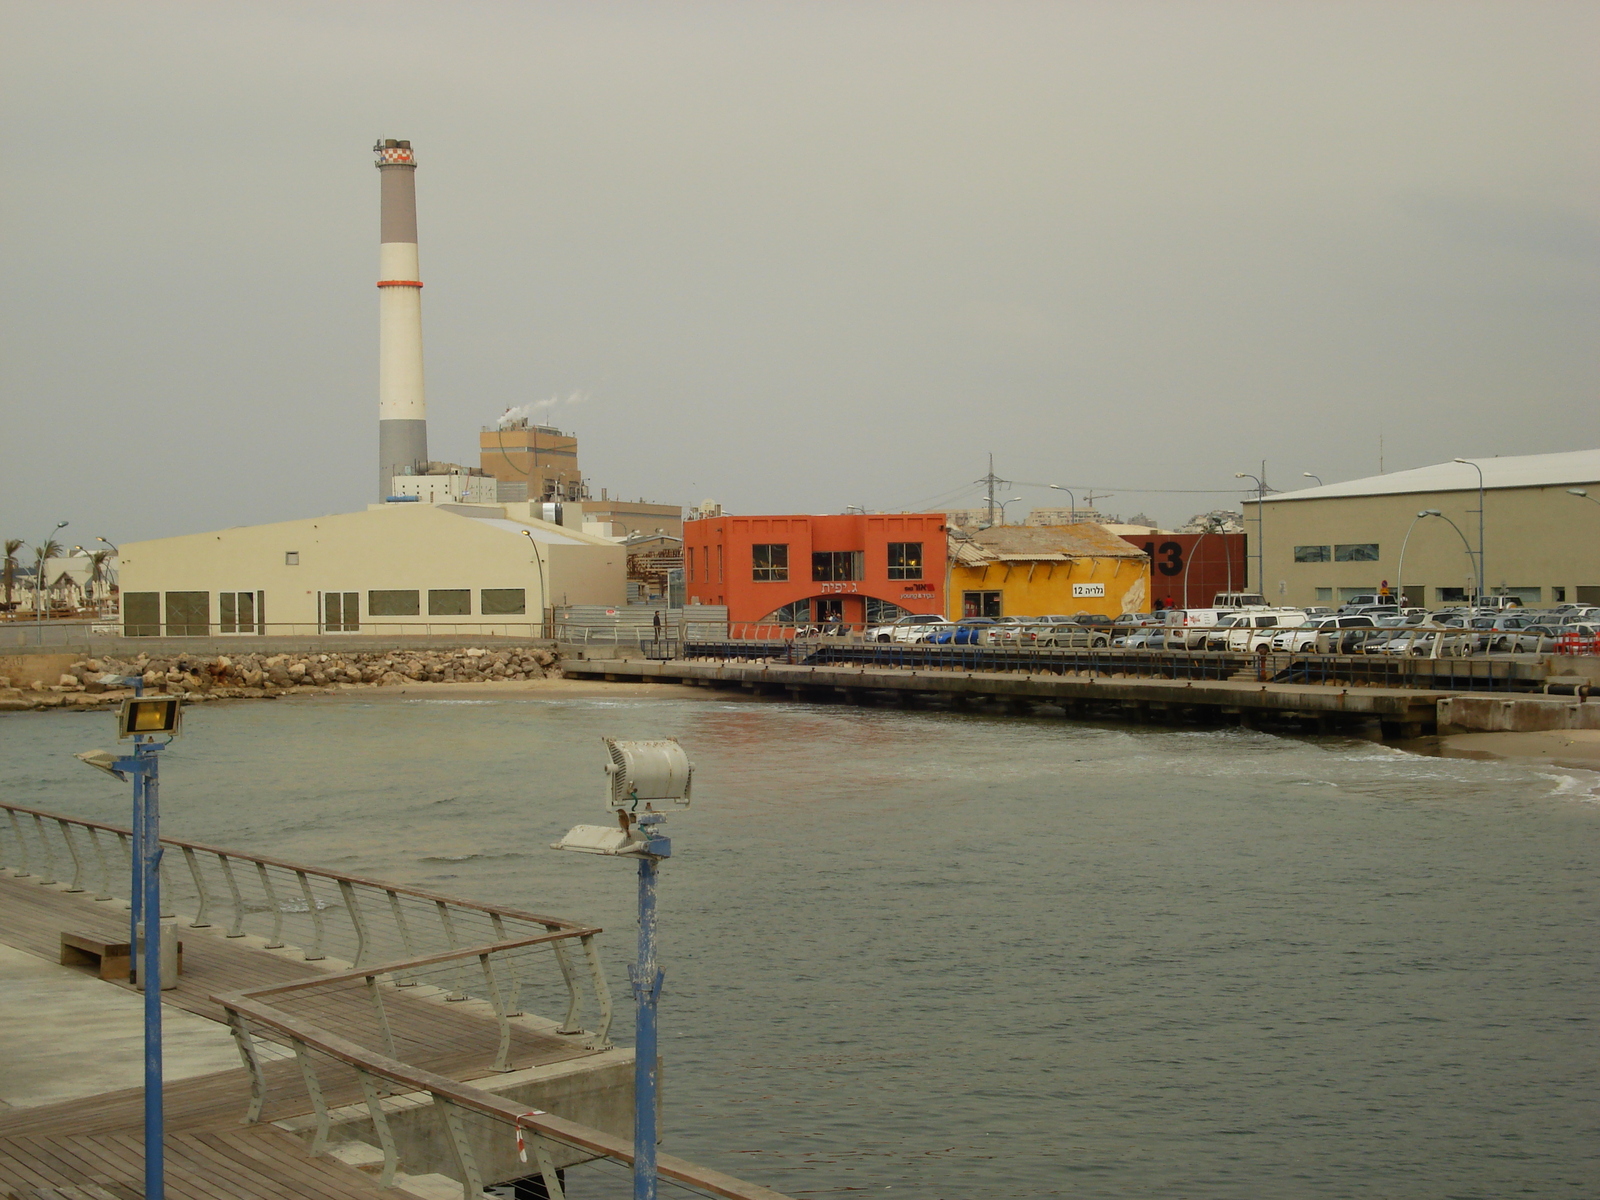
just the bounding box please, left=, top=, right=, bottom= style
left=374, top=138, right=429, bottom=499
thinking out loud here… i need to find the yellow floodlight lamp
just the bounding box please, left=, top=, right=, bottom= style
left=118, top=696, right=183, bottom=740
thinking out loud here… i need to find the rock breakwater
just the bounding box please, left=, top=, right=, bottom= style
left=0, top=647, right=560, bottom=711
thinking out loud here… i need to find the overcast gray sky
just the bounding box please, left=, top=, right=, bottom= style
left=3, top=0, right=1596, bottom=542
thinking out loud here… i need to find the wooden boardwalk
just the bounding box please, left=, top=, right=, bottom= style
left=2, top=1129, right=392, bottom=1199
left=0, top=871, right=603, bottom=1196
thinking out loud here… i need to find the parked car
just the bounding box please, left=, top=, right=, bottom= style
left=1071, top=613, right=1116, bottom=632
left=1032, top=622, right=1112, bottom=649
left=986, top=616, right=1042, bottom=645
left=1117, top=628, right=1171, bottom=649
left=1202, top=611, right=1310, bottom=651
left=1272, top=615, right=1378, bottom=652
left=862, top=614, right=952, bottom=643
left=1111, top=613, right=1166, bottom=632
left=923, top=617, right=998, bottom=644
left=1369, top=629, right=1473, bottom=657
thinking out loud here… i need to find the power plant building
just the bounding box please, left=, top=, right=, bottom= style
left=117, top=505, right=624, bottom=637
left=479, top=418, right=586, bottom=503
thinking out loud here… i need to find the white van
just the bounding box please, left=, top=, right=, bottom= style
left=1212, top=592, right=1268, bottom=609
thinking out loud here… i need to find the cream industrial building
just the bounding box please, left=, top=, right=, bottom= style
left=1244, top=449, right=1600, bottom=609
left=118, top=503, right=625, bottom=637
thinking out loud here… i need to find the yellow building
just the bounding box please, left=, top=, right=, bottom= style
left=947, top=525, right=1150, bottom=619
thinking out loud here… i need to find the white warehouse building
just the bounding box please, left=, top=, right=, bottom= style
left=1245, top=448, right=1600, bottom=609
left=118, top=503, right=625, bottom=637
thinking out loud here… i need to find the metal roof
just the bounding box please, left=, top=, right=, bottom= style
left=952, top=523, right=1147, bottom=564
left=1259, top=448, right=1600, bottom=504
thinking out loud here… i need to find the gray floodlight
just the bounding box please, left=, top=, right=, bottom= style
left=602, top=737, right=693, bottom=811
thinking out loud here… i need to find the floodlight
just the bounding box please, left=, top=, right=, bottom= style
left=118, top=696, right=183, bottom=739
left=75, top=749, right=129, bottom=781
left=602, top=737, right=693, bottom=810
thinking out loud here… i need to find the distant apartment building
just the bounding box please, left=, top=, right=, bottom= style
left=683, top=513, right=947, bottom=626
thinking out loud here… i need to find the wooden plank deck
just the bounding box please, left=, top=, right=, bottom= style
left=0, top=870, right=605, bottom=1195
left=1, top=1128, right=394, bottom=1199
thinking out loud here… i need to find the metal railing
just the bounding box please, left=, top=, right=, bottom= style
left=219, top=948, right=792, bottom=1200
left=0, top=801, right=612, bottom=1048
left=0, top=803, right=794, bottom=1199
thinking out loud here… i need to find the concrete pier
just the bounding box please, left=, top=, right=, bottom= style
left=566, top=657, right=1446, bottom=737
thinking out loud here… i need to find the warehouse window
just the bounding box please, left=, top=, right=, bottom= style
left=220, top=591, right=264, bottom=634
left=1334, top=544, right=1380, bottom=562
left=1294, top=545, right=1331, bottom=563
left=1315, top=588, right=1333, bottom=602
left=324, top=592, right=359, bottom=632
left=123, top=592, right=160, bottom=637
left=887, top=542, right=923, bottom=580
left=481, top=588, right=526, bottom=615
left=285, top=551, right=299, bottom=566
left=813, top=551, right=863, bottom=582
left=429, top=589, right=471, bottom=616
left=1552, top=587, right=1566, bottom=603
left=752, top=544, right=789, bottom=581
left=368, top=589, right=420, bottom=616
left=164, top=591, right=209, bottom=637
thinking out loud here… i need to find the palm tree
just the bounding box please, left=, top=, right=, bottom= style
left=2, top=539, right=21, bottom=612
left=32, top=539, right=62, bottom=615
left=85, top=549, right=113, bottom=607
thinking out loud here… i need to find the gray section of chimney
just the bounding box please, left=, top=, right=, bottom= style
left=379, top=419, right=429, bottom=498
left=378, top=165, right=418, bottom=244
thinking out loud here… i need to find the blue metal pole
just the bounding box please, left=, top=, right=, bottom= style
left=139, top=733, right=165, bottom=1200
left=632, top=855, right=662, bottom=1200
left=127, top=677, right=144, bottom=982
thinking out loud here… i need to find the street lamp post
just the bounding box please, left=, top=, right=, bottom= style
left=76, top=690, right=185, bottom=1200
left=1453, top=459, right=1486, bottom=603
left=34, top=520, right=68, bottom=642
left=1048, top=484, right=1077, bottom=521
left=1235, top=472, right=1266, bottom=595
left=552, top=739, right=695, bottom=1200
left=520, top=530, right=549, bottom=638
left=1568, top=488, right=1600, bottom=509
left=1302, top=473, right=1323, bottom=486
left=1394, top=510, right=1443, bottom=609
left=982, top=496, right=1023, bottom=526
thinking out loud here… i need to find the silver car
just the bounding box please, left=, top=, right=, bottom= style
left=1032, top=622, right=1112, bottom=649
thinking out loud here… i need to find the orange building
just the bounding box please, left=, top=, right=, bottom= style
left=683, top=513, right=947, bottom=626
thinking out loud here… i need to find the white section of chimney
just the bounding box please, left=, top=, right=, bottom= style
left=377, top=243, right=425, bottom=422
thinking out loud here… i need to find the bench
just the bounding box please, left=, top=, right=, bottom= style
left=59, top=931, right=131, bottom=982
left=59, top=930, right=182, bottom=984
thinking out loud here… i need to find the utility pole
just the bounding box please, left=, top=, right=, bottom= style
left=976, top=454, right=1010, bottom=529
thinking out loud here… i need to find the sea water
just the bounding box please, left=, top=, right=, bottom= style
left=2, top=692, right=1595, bottom=1198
